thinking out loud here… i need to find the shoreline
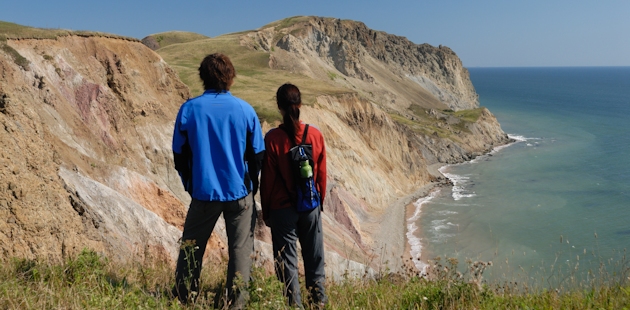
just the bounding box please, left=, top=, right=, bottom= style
left=400, top=140, right=520, bottom=275
left=377, top=137, right=518, bottom=275
left=403, top=187, right=441, bottom=274
left=402, top=163, right=448, bottom=274
left=374, top=164, right=449, bottom=274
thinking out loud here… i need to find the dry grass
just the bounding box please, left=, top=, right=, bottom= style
left=146, top=31, right=210, bottom=49
left=2, top=249, right=629, bottom=309
left=260, top=16, right=311, bottom=31
left=155, top=33, right=349, bottom=125
left=0, top=20, right=137, bottom=71
left=0, top=20, right=137, bottom=41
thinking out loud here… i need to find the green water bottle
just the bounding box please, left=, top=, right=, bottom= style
left=300, top=160, right=313, bottom=178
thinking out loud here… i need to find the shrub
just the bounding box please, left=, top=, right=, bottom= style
left=0, top=43, right=30, bottom=70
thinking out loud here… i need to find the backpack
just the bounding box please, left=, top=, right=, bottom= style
left=283, top=124, right=321, bottom=212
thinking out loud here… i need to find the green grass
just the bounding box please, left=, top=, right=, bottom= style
left=0, top=43, right=30, bottom=70
left=1, top=21, right=69, bottom=40
left=145, top=31, right=210, bottom=49
left=327, top=71, right=338, bottom=80
left=393, top=104, right=488, bottom=140
left=448, top=108, right=484, bottom=123
left=1, top=20, right=137, bottom=71
left=150, top=17, right=481, bottom=131
left=155, top=32, right=350, bottom=125
left=0, top=20, right=136, bottom=41
left=260, top=16, right=310, bottom=32
left=2, top=249, right=629, bottom=309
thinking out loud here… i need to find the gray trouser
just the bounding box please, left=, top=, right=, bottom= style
left=174, top=193, right=255, bottom=307
left=270, top=206, right=326, bottom=306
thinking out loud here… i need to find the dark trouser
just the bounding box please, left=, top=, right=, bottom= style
left=270, top=206, right=326, bottom=306
left=174, top=193, right=255, bottom=308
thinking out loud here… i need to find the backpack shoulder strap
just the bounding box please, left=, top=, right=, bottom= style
left=280, top=124, right=310, bottom=146
left=300, top=124, right=310, bottom=146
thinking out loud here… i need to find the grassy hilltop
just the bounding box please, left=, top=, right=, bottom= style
left=149, top=28, right=351, bottom=125
left=1, top=20, right=137, bottom=70
left=147, top=18, right=487, bottom=141
left=1, top=19, right=629, bottom=309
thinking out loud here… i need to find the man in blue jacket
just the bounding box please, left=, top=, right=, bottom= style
left=172, top=53, right=265, bottom=308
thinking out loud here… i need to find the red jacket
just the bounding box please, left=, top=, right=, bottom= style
left=261, top=123, right=327, bottom=220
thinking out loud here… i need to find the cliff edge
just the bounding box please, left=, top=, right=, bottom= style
left=0, top=17, right=511, bottom=277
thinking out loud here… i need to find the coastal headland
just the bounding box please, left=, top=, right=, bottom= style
left=0, top=16, right=511, bottom=277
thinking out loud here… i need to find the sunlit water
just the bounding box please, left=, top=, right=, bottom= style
left=408, top=67, right=630, bottom=285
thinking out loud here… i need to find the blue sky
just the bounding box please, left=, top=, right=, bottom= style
left=1, top=0, right=628, bottom=67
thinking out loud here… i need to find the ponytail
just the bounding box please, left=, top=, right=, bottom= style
left=276, top=83, right=301, bottom=140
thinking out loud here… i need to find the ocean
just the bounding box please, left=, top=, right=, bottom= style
left=409, top=67, right=630, bottom=285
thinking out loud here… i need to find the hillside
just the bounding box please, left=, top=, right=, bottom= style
left=153, top=16, right=511, bottom=270
left=0, top=16, right=510, bottom=277
left=141, top=31, right=210, bottom=50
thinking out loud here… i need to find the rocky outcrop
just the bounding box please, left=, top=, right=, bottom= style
left=238, top=17, right=511, bottom=270
left=244, top=16, right=477, bottom=111
left=0, top=35, right=190, bottom=263
left=0, top=17, right=511, bottom=277
left=294, top=94, right=509, bottom=270
left=140, top=31, right=211, bottom=50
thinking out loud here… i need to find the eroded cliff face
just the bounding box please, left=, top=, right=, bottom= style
left=0, top=18, right=510, bottom=276
left=295, top=95, right=509, bottom=270
left=0, top=35, right=194, bottom=263
left=239, top=17, right=510, bottom=270
left=244, top=17, right=478, bottom=112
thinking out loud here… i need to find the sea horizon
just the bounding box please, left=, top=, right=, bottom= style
left=467, top=65, right=630, bottom=69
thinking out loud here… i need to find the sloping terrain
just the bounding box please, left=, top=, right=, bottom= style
left=141, top=31, right=210, bottom=50
left=0, top=16, right=510, bottom=276
left=1, top=29, right=193, bottom=264
left=154, top=16, right=511, bottom=270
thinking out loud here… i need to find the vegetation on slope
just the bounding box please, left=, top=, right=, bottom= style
left=390, top=103, right=485, bottom=140
left=153, top=17, right=480, bottom=134
left=2, top=250, right=629, bottom=309
left=0, top=20, right=136, bottom=41
left=1, top=21, right=71, bottom=40
left=142, top=31, right=210, bottom=50
left=155, top=32, right=349, bottom=124
left=0, top=20, right=137, bottom=71
left=261, top=15, right=311, bottom=31
left=1, top=17, right=629, bottom=309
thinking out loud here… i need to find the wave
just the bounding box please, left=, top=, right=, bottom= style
left=431, top=219, right=459, bottom=231
left=507, top=134, right=530, bottom=142
left=487, top=134, right=536, bottom=154
left=406, top=189, right=440, bottom=274
left=439, top=133, right=537, bottom=200
left=440, top=170, right=476, bottom=200
left=437, top=210, right=458, bottom=215
left=409, top=133, right=533, bottom=274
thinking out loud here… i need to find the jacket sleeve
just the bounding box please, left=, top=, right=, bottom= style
left=260, top=138, right=276, bottom=220
left=246, top=112, right=266, bottom=196
left=172, top=106, right=192, bottom=194
left=173, top=146, right=192, bottom=194
left=316, top=133, right=327, bottom=207
left=245, top=139, right=264, bottom=196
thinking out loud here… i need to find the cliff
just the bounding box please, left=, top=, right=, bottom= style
left=244, top=16, right=478, bottom=112
left=0, top=33, right=195, bottom=264
left=0, top=17, right=510, bottom=276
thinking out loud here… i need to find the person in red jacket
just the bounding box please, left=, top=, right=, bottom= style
left=260, top=83, right=327, bottom=307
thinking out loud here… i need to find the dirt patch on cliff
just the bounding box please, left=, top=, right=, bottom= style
left=0, top=35, right=190, bottom=263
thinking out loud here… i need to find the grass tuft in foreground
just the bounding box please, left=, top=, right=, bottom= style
left=1, top=249, right=629, bottom=309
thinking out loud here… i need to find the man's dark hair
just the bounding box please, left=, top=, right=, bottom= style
left=198, top=53, right=236, bottom=92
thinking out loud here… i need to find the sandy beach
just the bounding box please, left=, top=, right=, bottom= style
left=373, top=163, right=447, bottom=274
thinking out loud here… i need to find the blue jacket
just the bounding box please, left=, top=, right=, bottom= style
left=172, top=90, right=265, bottom=201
